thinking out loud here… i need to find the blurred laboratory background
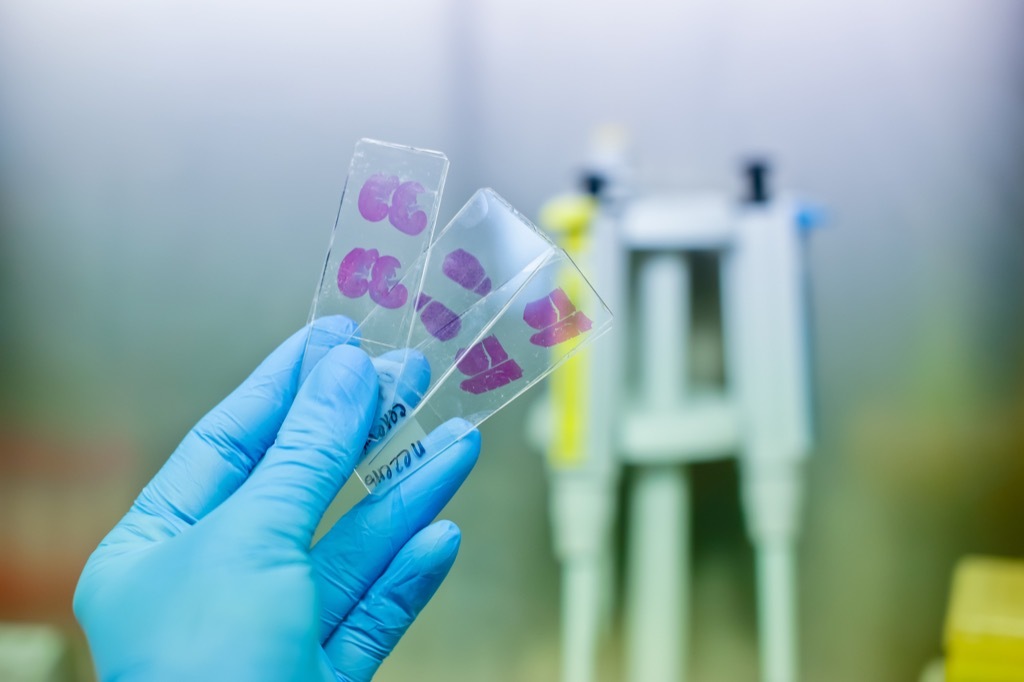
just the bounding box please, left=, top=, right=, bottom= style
left=1, top=1, right=1023, bottom=681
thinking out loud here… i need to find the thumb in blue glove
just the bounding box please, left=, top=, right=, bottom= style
left=74, top=316, right=480, bottom=682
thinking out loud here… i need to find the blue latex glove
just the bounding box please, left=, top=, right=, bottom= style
left=74, top=316, right=480, bottom=681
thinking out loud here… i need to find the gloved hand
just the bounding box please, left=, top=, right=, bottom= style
left=74, top=316, right=480, bottom=682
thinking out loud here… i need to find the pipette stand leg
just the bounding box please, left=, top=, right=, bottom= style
left=624, top=251, right=692, bottom=682
left=625, top=464, right=689, bottom=682
left=756, top=537, right=798, bottom=682
left=743, top=458, right=804, bottom=682
left=551, top=471, right=618, bottom=682
left=562, top=554, right=601, bottom=682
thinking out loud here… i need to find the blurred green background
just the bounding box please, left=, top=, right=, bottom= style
left=1, top=1, right=1022, bottom=680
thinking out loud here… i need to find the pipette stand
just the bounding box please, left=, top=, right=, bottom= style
left=531, top=162, right=816, bottom=682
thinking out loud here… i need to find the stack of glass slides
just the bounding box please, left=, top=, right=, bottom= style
left=301, top=139, right=612, bottom=492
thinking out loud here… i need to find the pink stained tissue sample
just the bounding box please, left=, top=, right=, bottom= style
left=337, top=247, right=408, bottom=309
left=523, top=287, right=593, bottom=347
left=456, top=335, right=524, bottom=394
left=388, top=181, right=428, bottom=236
left=357, top=174, right=428, bottom=236
left=367, top=253, right=407, bottom=308
left=358, top=174, right=400, bottom=222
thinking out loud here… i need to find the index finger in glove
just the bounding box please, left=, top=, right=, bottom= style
left=113, top=316, right=359, bottom=545
left=229, top=344, right=380, bottom=547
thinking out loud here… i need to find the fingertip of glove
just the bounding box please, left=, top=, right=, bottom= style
left=421, top=520, right=462, bottom=562
left=373, top=349, right=431, bottom=394
left=307, top=315, right=360, bottom=348
left=412, top=419, right=480, bottom=477
left=300, top=317, right=361, bottom=382
left=306, top=345, right=378, bottom=400
left=400, top=350, right=431, bottom=388
left=441, top=418, right=481, bottom=455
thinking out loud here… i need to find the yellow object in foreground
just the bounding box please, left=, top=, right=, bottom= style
left=946, top=556, right=1024, bottom=681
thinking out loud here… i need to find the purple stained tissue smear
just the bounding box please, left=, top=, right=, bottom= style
left=337, top=247, right=377, bottom=298
left=388, top=181, right=428, bottom=236
left=358, top=174, right=400, bottom=222
left=442, top=249, right=492, bottom=296
left=416, top=293, right=461, bottom=340
left=417, top=290, right=462, bottom=337
left=337, top=247, right=407, bottom=309
left=421, top=301, right=461, bottom=341
left=523, top=287, right=593, bottom=347
left=456, top=335, right=523, bottom=394
left=367, top=254, right=407, bottom=309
